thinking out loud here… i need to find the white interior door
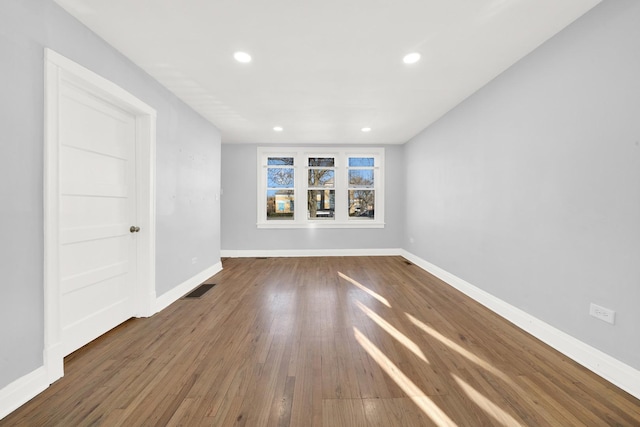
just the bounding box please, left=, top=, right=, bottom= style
left=58, top=80, right=138, bottom=356
left=45, top=49, right=156, bottom=381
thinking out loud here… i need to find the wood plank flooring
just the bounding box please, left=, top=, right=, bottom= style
left=2, top=256, right=639, bottom=426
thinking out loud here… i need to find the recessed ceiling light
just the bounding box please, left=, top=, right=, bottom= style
left=361, top=127, right=372, bottom=132
left=233, top=51, right=252, bottom=63
left=403, top=52, right=421, bottom=64
left=273, top=126, right=283, bottom=132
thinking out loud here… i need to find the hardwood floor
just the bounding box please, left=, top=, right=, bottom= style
left=3, top=256, right=639, bottom=426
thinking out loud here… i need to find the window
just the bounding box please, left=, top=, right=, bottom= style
left=348, top=157, right=375, bottom=219
left=266, top=157, right=295, bottom=220
left=307, top=157, right=335, bottom=219
left=257, top=148, right=384, bottom=228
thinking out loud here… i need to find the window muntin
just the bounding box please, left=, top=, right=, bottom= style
left=258, top=148, right=384, bottom=228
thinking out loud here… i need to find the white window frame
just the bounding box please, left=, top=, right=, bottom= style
left=257, top=147, right=385, bottom=229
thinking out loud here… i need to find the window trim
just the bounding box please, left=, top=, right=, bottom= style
left=257, top=147, right=385, bottom=229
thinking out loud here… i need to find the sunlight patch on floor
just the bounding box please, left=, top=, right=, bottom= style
left=353, top=327, right=456, bottom=427
left=406, top=313, right=514, bottom=385
left=452, top=374, right=523, bottom=427
left=354, top=300, right=429, bottom=364
left=338, top=272, right=391, bottom=307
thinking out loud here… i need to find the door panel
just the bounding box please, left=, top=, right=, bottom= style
left=59, top=86, right=133, bottom=158
left=60, top=147, right=128, bottom=195
left=60, top=196, right=128, bottom=230
left=58, top=79, right=137, bottom=356
left=61, top=274, right=129, bottom=327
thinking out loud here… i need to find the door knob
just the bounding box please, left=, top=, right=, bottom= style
left=130, top=226, right=140, bottom=233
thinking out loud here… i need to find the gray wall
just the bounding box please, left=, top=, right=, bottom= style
left=403, top=0, right=640, bottom=369
left=221, top=144, right=404, bottom=251
left=0, top=0, right=221, bottom=388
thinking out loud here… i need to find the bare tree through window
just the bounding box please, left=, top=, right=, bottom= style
left=307, top=158, right=335, bottom=219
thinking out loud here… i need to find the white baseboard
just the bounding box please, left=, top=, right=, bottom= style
left=0, top=366, right=49, bottom=420
left=154, top=262, right=223, bottom=313
left=401, top=250, right=640, bottom=400
left=221, top=248, right=402, bottom=258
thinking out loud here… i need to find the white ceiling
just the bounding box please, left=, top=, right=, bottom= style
left=54, top=0, right=600, bottom=145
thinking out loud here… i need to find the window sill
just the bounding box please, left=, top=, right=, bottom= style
left=257, top=221, right=385, bottom=229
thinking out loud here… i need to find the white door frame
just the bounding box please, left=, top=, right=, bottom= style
left=44, top=49, right=157, bottom=383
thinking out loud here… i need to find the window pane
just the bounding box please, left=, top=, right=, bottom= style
left=308, top=157, right=334, bottom=167
left=267, top=168, right=294, bottom=188
left=267, top=190, right=294, bottom=219
left=349, top=190, right=375, bottom=218
left=308, top=169, right=334, bottom=187
left=348, top=169, right=374, bottom=187
left=307, top=190, right=335, bottom=219
left=268, top=157, right=294, bottom=166
left=348, top=157, right=374, bottom=167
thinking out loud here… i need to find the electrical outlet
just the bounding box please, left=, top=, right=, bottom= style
left=589, top=303, right=615, bottom=325
left=191, top=257, right=198, bottom=265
